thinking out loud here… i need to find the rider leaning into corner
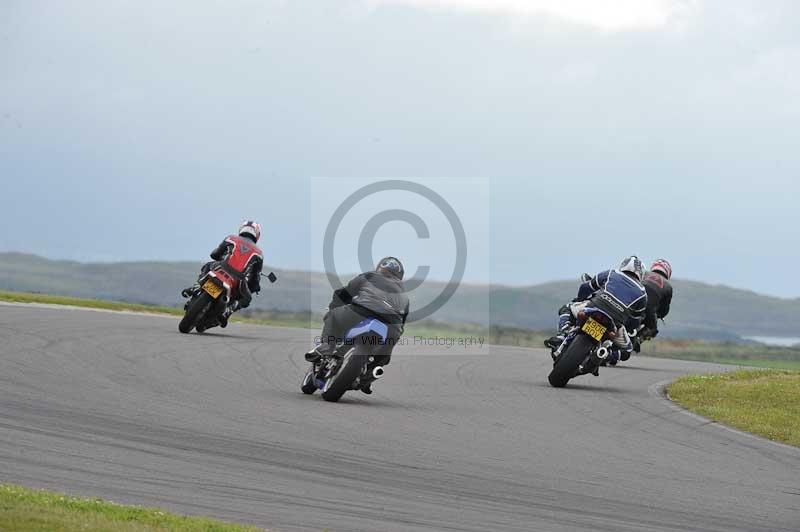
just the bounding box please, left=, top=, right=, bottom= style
left=635, top=259, right=674, bottom=351
left=182, top=220, right=264, bottom=328
left=545, top=256, right=648, bottom=364
left=305, top=257, right=410, bottom=394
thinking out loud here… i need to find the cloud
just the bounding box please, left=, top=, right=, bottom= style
left=368, top=0, right=699, bottom=31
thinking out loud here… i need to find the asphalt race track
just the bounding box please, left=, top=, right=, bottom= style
left=1, top=304, right=798, bottom=531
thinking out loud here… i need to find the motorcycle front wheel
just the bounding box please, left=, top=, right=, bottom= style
left=301, top=367, right=318, bottom=395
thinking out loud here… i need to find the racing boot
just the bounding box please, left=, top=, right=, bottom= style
left=181, top=283, right=200, bottom=298
left=219, top=301, right=240, bottom=328
left=544, top=335, right=564, bottom=355
left=304, top=343, right=332, bottom=362
left=359, top=366, right=382, bottom=394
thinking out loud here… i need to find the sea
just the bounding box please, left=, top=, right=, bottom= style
left=743, top=336, right=800, bottom=348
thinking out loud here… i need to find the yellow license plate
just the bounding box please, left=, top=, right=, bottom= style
left=581, top=317, right=607, bottom=342
left=202, top=279, right=224, bottom=299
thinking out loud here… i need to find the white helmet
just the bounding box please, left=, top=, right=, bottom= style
left=238, top=220, right=262, bottom=243
left=619, top=255, right=644, bottom=281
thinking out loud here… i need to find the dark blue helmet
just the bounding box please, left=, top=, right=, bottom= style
left=376, top=256, right=404, bottom=280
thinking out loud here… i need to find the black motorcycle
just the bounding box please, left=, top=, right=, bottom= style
left=301, top=317, right=389, bottom=402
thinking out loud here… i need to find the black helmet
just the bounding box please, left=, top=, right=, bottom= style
left=376, top=256, right=404, bottom=280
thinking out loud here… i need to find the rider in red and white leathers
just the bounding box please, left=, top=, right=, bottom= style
left=182, top=220, right=264, bottom=326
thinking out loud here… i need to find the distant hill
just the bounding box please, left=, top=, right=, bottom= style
left=1, top=252, right=798, bottom=342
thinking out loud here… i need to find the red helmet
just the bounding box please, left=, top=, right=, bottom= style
left=651, top=259, right=672, bottom=280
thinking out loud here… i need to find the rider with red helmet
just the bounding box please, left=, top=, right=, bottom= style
left=182, top=220, right=264, bottom=327
left=640, top=259, right=673, bottom=340
left=545, top=256, right=648, bottom=363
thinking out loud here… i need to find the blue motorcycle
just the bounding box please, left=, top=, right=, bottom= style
left=301, top=318, right=389, bottom=402
left=548, top=291, right=628, bottom=387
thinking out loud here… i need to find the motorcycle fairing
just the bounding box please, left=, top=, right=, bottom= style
left=345, top=318, right=389, bottom=341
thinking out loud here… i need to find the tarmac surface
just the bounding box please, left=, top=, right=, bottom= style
left=1, top=304, right=798, bottom=531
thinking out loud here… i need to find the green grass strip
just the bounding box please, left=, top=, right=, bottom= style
left=0, top=290, right=183, bottom=315
left=668, top=369, right=800, bottom=447
left=0, top=484, right=261, bottom=531
left=2, top=290, right=799, bottom=369
left=0, top=290, right=312, bottom=329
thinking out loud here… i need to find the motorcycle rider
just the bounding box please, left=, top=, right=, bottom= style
left=305, top=257, right=410, bottom=394
left=181, top=220, right=264, bottom=328
left=545, top=256, right=648, bottom=364
left=634, top=259, right=674, bottom=351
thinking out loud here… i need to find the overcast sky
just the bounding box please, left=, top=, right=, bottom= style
left=1, top=0, right=798, bottom=297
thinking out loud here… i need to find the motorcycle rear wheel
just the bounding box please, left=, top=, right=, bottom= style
left=178, top=292, right=214, bottom=333
left=321, top=346, right=370, bottom=402
left=548, top=333, right=596, bottom=388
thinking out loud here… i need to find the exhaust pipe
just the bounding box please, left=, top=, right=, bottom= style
left=595, top=347, right=609, bottom=360
left=372, top=366, right=385, bottom=379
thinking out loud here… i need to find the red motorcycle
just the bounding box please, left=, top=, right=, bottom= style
left=178, top=236, right=276, bottom=333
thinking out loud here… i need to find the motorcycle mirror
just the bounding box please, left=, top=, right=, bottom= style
left=262, top=272, right=278, bottom=283
left=580, top=273, right=592, bottom=283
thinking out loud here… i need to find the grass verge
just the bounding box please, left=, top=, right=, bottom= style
left=671, top=358, right=800, bottom=370
left=639, top=338, right=800, bottom=370
left=0, top=290, right=183, bottom=315
left=0, top=290, right=312, bottom=329
left=0, top=484, right=260, bottom=532
left=2, top=290, right=798, bottom=368
left=668, top=369, right=800, bottom=447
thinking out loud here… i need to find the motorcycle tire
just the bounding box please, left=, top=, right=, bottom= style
left=321, top=346, right=370, bottom=403
left=179, top=292, right=214, bottom=334
left=548, top=333, right=595, bottom=388
left=301, top=367, right=318, bottom=395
